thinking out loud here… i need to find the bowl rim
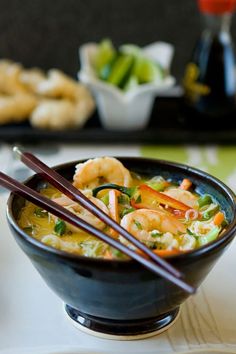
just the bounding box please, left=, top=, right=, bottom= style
left=6, top=156, right=236, bottom=266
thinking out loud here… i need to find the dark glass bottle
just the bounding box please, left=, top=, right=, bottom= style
left=182, top=0, right=236, bottom=127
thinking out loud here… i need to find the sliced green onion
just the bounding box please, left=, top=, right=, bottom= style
left=198, top=194, right=212, bottom=208
left=134, top=220, right=142, bottom=230
left=118, top=194, right=129, bottom=205
left=101, top=194, right=109, bottom=206
left=202, top=204, right=219, bottom=220
left=54, top=219, right=66, bottom=236
left=198, top=226, right=220, bottom=247
left=112, top=248, right=125, bottom=258
left=120, top=207, right=135, bottom=218
left=23, top=226, right=34, bottom=234
left=34, top=207, right=48, bottom=218
left=135, top=194, right=142, bottom=203
left=150, top=230, right=163, bottom=238
left=146, top=181, right=167, bottom=192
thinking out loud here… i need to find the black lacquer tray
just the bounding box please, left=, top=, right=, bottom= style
left=0, top=97, right=235, bottom=144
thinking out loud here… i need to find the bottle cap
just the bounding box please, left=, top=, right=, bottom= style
left=198, top=0, right=236, bottom=14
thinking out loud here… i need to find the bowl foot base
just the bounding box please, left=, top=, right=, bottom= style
left=64, top=304, right=180, bottom=340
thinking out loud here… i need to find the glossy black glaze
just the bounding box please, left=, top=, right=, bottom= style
left=65, top=305, right=180, bottom=336
left=6, top=158, right=236, bottom=334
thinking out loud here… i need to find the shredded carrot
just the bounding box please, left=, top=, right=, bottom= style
left=213, top=211, right=225, bottom=226
left=104, top=250, right=113, bottom=260
left=153, top=249, right=180, bottom=257
left=108, top=189, right=120, bottom=238
left=136, top=248, right=180, bottom=258
left=180, top=178, right=192, bottom=190
left=135, top=249, right=149, bottom=259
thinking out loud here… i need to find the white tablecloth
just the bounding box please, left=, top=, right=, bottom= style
left=0, top=143, right=236, bottom=354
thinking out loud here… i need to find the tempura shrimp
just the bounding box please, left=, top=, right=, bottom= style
left=120, top=209, right=186, bottom=244
left=73, top=157, right=133, bottom=189
left=163, top=188, right=198, bottom=209
left=53, top=195, right=109, bottom=231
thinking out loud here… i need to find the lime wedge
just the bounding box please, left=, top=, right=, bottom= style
left=98, top=55, right=117, bottom=81
left=134, top=58, right=163, bottom=84
left=95, top=39, right=116, bottom=71
left=124, top=75, right=139, bottom=91
left=119, top=44, right=141, bottom=57
left=107, top=54, right=134, bottom=87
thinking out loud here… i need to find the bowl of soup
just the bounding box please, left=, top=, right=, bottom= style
left=6, top=157, right=236, bottom=340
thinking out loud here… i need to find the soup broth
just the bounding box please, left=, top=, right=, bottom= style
left=18, top=157, right=227, bottom=259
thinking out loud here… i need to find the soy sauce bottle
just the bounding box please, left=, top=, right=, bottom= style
left=182, top=0, right=236, bottom=127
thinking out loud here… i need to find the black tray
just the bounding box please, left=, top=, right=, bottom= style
left=1, top=97, right=236, bottom=144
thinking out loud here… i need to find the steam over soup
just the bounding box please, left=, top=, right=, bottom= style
left=18, top=157, right=227, bottom=259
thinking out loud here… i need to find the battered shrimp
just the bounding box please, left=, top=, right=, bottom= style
left=163, top=188, right=198, bottom=209
left=52, top=195, right=109, bottom=232
left=120, top=209, right=186, bottom=244
left=20, top=68, right=46, bottom=93
left=30, top=99, right=79, bottom=130
left=30, top=96, right=94, bottom=130
left=73, top=157, right=133, bottom=189
left=36, top=69, right=79, bottom=99
left=0, top=60, right=27, bottom=94
left=0, top=93, right=37, bottom=124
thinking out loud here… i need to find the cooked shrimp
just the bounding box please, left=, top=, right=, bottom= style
left=20, top=68, right=46, bottom=93
left=163, top=188, right=198, bottom=209
left=52, top=195, right=109, bottom=231
left=73, top=157, right=133, bottom=189
left=36, top=69, right=79, bottom=99
left=0, top=93, right=37, bottom=124
left=0, top=60, right=27, bottom=94
left=120, top=209, right=186, bottom=245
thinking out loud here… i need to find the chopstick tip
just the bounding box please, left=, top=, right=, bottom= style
left=13, top=146, right=23, bottom=160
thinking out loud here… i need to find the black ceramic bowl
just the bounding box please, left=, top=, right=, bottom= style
left=6, top=157, right=236, bottom=339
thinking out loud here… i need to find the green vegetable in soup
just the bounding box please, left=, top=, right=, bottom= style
left=23, top=225, right=34, bottom=235
left=134, top=220, right=142, bottom=230
left=198, top=194, right=212, bottom=208
left=93, top=183, right=136, bottom=198
left=201, top=204, right=219, bottom=220
left=17, top=163, right=228, bottom=259
left=54, top=219, right=66, bottom=236
left=197, top=226, right=220, bottom=247
left=34, top=207, right=48, bottom=218
left=120, top=207, right=135, bottom=218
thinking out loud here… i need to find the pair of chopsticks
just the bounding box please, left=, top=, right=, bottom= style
left=1, top=147, right=196, bottom=294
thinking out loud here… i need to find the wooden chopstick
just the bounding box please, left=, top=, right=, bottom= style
left=1, top=171, right=195, bottom=294
left=14, top=146, right=183, bottom=279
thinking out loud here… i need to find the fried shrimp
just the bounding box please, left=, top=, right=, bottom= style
left=73, top=157, right=133, bottom=189
left=52, top=195, right=109, bottom=232
left=120, top=209, right=186, bottom=242
left=36, top=69, right=79, bottom=99
left=0, top=93, right=37, bottom=124
left=30, top=99, right=78, bottom=130
left=20, top=68, right=46, bottom=93
left=30, top=94, right=95, bottom=130
left=0, top=60, right=27, bottom=94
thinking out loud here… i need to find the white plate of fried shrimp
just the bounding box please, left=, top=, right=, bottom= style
left=0, top=60, right=95, bottom=130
